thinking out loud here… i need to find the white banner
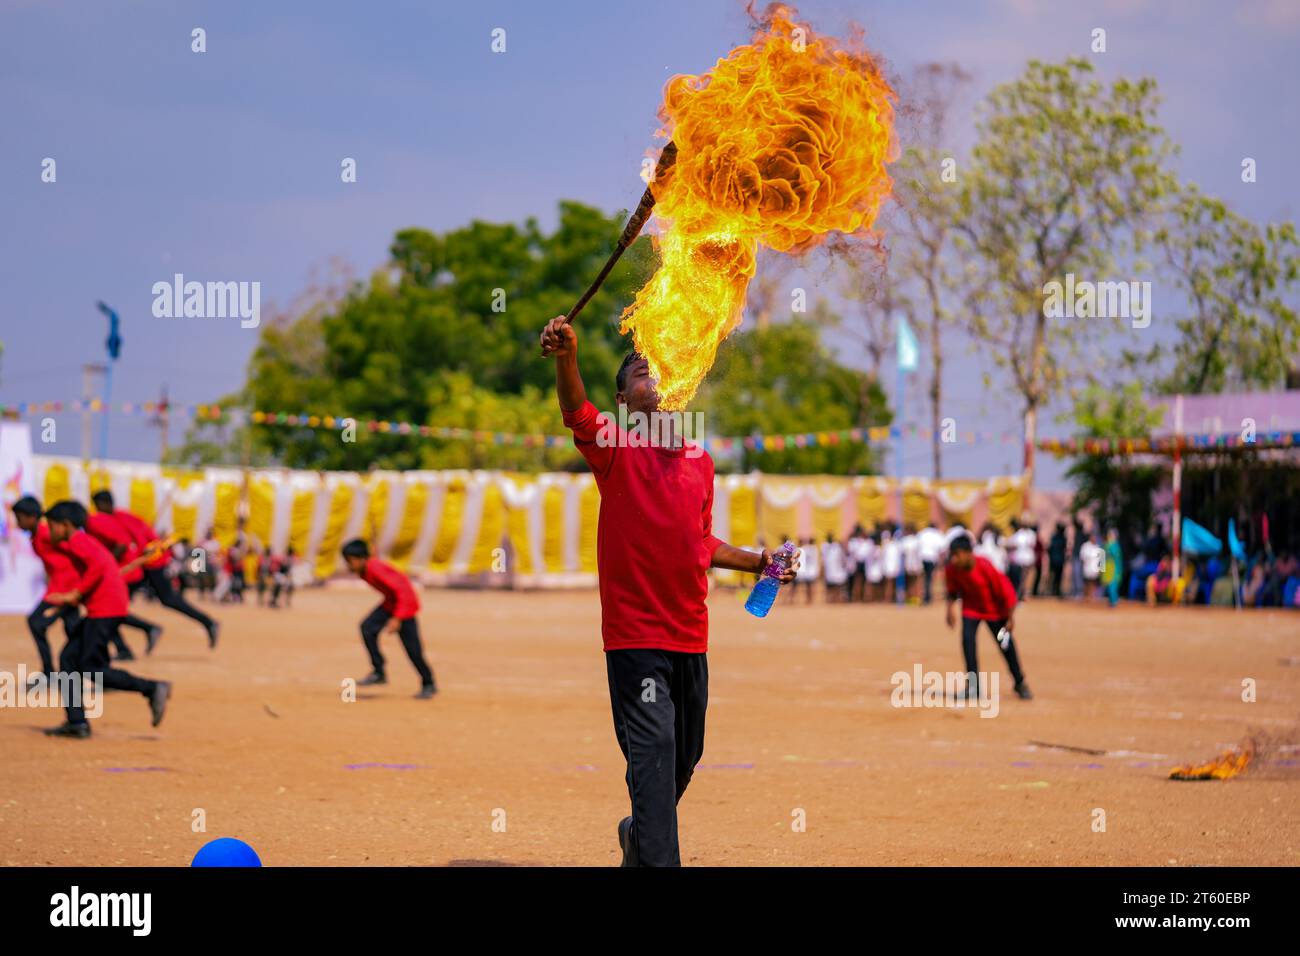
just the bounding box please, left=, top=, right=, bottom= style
left=0, top=423, right=47, bottom=614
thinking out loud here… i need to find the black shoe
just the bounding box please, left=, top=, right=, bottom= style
left=150, top=681, right=172, bottom=727
left=45, top=721, right=91, bottom=739
left=416, top=684, right=437, bottom=699
left=358, top=672, right=387, bottom=687
left=618, top=816, right=638, bottom=867
left=1015, top=682, right=1033, bottom=701
left=146, top=626, right=163, bottom=655
left=206, top=622, right=220, bottom=650
left=115, top=647, right=136, bottom=662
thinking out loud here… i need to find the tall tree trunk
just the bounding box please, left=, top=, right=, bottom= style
left=930, top=316, right=942, bottom=480
left=1023, top=403, right=1037, bottom=491
left=1023, top=312, right=1047, bottom=493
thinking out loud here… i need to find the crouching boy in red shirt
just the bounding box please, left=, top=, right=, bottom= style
left=540, top=316, right=797, bottom=867
left=342, top=540, right=437, bottom=699
left=944, top=534, right=1032, bottom=701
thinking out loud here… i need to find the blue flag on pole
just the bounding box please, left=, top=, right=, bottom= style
left=1181, top=517, right=1222, bottom=557
left=897, top=316, right=919, bottom=373
left=1227, top=518, right=1247, bottom=562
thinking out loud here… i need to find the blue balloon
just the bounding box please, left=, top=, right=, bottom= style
left=192, top=837, right=262, bottom=867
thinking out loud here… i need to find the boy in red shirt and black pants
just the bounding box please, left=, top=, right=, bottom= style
left=92, top=491, right=219, bottom=650
left=342, top=540, right=437, bottom=699
left=541, top=316, right=797, bottom=867
left=81, top=502, right=161, bottom=657
left=11, top=496, right=82, bottom=680
left=944, top=534, right=1032, bottom=700
left=42, top=501, right=171, bottom=738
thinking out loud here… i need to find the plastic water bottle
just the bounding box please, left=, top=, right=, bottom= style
left=745, top=541, right=798, bottom=618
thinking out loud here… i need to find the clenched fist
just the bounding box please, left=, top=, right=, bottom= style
left=540, top=316, right=577, bottom=359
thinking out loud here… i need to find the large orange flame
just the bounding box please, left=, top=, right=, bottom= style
left=620, top=3, right=896, bottom=409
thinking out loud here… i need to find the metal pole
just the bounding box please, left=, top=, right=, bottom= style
left=99, top=361, right=113, bottom=460
left=1172, top=394, right=1183, bottom=579
left=896, top=363, right=907, bottom=604
left=81, top=364, right=95, bottom=460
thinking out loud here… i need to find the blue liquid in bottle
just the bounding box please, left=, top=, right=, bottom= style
left=745, top=577, right=781, bottom=617
left=745, top=542, right=797, bottom=618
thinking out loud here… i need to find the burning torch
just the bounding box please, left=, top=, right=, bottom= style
left=563, top=141, right=677, bottom=325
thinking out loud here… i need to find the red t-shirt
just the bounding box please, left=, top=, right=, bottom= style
left=86, top=512, right=143, bottom=584
left=563, top=400, right=721, bottom=653
left=111, top=509, right=170, bottom=571
left=30, top=522, right=80, bottom=599
left=362, top=557, right=420, bottom=620
left=58, top=529, right=130, bottom=618
left=945, top=555, right=1017, bottom=620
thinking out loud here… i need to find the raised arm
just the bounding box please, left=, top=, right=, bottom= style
left=540, top=316, right=587, bottom=412
left=542, top=316, right=619, bottom=476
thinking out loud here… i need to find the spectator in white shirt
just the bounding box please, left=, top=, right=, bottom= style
left=901, top=524, right=923, bottom=602
left=1080, top=533, right=1105, bottom=600
left=882, top=527, right=902, bottom=604
left=866, top=530, right=885, bottom=600
left=917, top=524, right=946, bottom=604
left=822, top=534, right=849, bottom=603
left=795, top=535, right=820, bottom=604
left=976, top=525, right=1008, bottom=574
left=846, top=525, right=870, bottom=602
left=1005, top=518, right=1039, bottom=599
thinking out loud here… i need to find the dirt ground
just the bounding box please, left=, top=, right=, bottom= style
left=1, top=584, right=1297, bottom=866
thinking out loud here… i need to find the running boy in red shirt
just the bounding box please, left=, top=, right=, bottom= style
left=42, top=500, right=171, bottom=738
left=11, top=496, right=83, bottom=681
left=540, top=315, right=798, bottom=867
left=342, top=539, right=437, bottom=699
left=92, top=491, right=219, bottom=650
left=944, top=534, right=1032, bottom=700
left=83, top=501, right=158, bottom=657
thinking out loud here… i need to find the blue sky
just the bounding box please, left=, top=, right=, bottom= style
left=2, top=0, right=1297, bottom=484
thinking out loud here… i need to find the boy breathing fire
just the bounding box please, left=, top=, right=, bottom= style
left=540, top=315, right=798, bottom=867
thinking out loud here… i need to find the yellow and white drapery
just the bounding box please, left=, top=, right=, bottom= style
left=30, top=457, right=607, bottom=588
left=30, top=456, right=1025, bottom=587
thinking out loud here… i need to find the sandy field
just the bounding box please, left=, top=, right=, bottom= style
left=1, top=584, right=1296, bottom=866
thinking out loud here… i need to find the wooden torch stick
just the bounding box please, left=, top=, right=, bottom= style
left=564, top=141, right=678, bottom=325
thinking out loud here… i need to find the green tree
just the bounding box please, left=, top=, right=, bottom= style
left=173, top=202, right=655, bottom=471
left=885, top=62, right=972, bottom=479
left=957, top=58, right=1176, bottom=489
left=696, top=318, right=890, bottom=475
left=418, top=371, right=575, bottom=472
left=1064, top=382, right=1165, bottom=542
left=1149, top=187, right=1300, bottom=394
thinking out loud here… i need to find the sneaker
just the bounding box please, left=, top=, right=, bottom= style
left=45, top=721, right=91, bottom=739
left=618, top=816, right=638, bottom=867
left=206, top=621, right=220, bottom=650
left=146, top=626, right=163, bottom=655
left=1014, top=682, right=1034, bottom=701
left=150, top=681, right=172, bottom=727
left=416, top=684, right=438, bottom=700
left=358, top=672, right=387, bottom=687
